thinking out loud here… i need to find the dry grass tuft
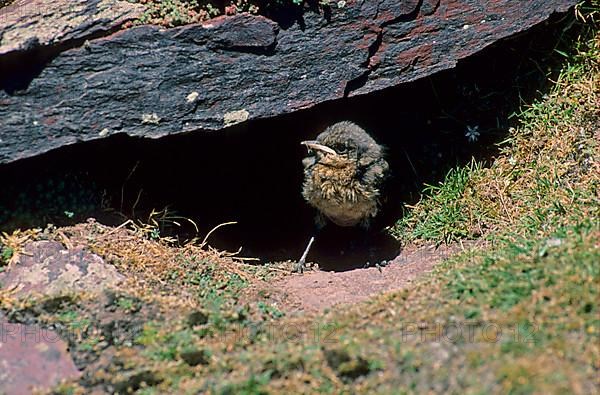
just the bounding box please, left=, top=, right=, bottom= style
left=53, top=218, right=257, bottom=308
left=392, top=27, right=599, bottom=244
left=0, top=228, right=41, bottom=266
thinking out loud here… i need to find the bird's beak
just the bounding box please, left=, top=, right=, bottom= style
left=301, top=141, right=337, bottom=156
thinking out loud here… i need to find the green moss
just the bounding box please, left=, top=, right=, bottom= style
left=0, top=244, right=13, bottom=266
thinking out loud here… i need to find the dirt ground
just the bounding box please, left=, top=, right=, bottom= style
left=269, top=244, right=465, bottom=314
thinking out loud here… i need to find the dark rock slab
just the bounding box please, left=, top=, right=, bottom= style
left=0, top=318, right=81, bottom=395
left=0, top=240, right=124, bottom=298
left=0, top=0, right=577, bottom=164
left=0, top=0, right=144, bottom=56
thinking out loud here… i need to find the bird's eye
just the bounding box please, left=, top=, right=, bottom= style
left=333, top=142, right=355, bottom=154
left=332, top=143, right=348, bottom=153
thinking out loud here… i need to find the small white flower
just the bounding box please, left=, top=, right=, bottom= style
left=465, top=125, right=480, bottom=142
left=508, top=157, right=517, bottom=166
left=337, top=1, right=346, bottom=8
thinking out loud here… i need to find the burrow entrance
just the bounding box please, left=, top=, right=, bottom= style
left=0, top=17, right=573, bottom=270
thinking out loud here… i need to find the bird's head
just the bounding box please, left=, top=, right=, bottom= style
left=300, top=139, right=359, bottom=183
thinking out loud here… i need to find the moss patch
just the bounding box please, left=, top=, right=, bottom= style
left=134, top=0, right=329, bottom=27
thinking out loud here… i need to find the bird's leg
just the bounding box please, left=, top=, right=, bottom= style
left=294, top=215, right=326, bottom=273
left=294, top=236, right=315, bottom=273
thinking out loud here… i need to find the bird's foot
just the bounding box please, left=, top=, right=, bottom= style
left=364, top=260, right=390, bottom=273
left=293, top=259, right=307, bottom=274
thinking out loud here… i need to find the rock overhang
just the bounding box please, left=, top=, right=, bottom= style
left=0, top=0, right=579, bottom=164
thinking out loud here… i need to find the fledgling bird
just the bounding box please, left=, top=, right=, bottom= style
left=301, top=121, right=389, bottom=228
left=295, top=121, right=389, bottom=272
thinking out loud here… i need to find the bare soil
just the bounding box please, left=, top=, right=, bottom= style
left=267, top=244, right=465, bottom=314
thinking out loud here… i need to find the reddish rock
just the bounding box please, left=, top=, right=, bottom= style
left=0, top=240, right=124, bottom=298
left=0, top=318, right=81, bottom=395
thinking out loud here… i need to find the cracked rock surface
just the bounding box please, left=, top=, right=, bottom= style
left=0, top=0, right=577, bottom=164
